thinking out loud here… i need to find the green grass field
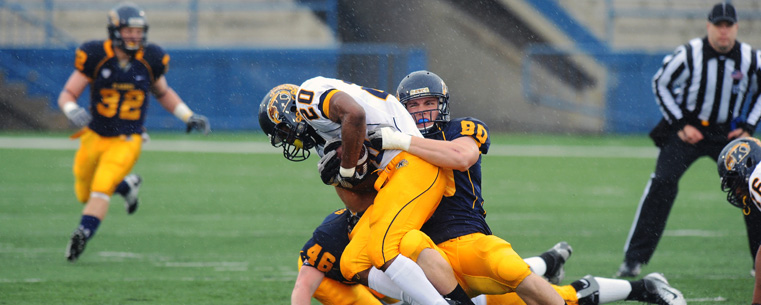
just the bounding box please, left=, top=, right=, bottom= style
left=0, top=132, right=753, bottom=304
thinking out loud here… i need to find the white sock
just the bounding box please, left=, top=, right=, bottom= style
left=523, top=256, right=547, bottom=276
left=595, top=277, right=632, bottom=303
left=369, top=267, right=421, bottom=305
left=471, top=294, right=487, bottom=305
left=384, top=255, right=448, bottom=305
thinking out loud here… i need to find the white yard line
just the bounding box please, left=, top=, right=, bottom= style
left=0, top=136, right=659, bottom=158
left=685, top=296, right=727, bottom=302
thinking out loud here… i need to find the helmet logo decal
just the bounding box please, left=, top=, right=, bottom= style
left=108, top=11, right=120, bottom=26
left=266, top=98, right=281, bottom=124
left=410, top=88, right=430, bottom=95
left=725, top=142, right=751, bottom=170
left=126, top=17, right=146, bottom=27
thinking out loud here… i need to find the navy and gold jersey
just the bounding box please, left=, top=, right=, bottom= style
left=420, top=117, right=492, bottom=244
left=75, top=39, right=169, bottom=136
left=299, top=208, right=359, bottom=284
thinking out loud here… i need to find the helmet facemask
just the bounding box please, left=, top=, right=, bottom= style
left=718, top=137, right=761, bottom=211
left=258, top=84, right=321, bottom=162
left=721, top=169, right=749, bottom=209
left=404, top=96, right=449, bottom=136
left=271, top=120, right=318, bottom=162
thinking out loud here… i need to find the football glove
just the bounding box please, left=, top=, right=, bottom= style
left=140, top=127, right=150, bottom=143
left=62, top=102, right=92, bottom=127
left=317, top=139, right=343, bottom=185
left=367, top=127, right=411, bottom=151
left=317, top=139, right=370, bottom=189
left=186, top=114, right=211, bottom=134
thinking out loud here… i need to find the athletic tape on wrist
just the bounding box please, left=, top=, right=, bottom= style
left=339, top=166, right=356, bottom=178
left=173, top=103, right=193, bottom=123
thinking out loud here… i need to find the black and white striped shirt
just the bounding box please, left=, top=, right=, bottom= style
left=652, top=37, right=761, bottom=132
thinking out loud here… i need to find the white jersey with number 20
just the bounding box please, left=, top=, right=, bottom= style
left=295, top=76, right=422, bottom=168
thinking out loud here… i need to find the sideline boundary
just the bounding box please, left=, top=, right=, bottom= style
left=0, top=136, right=658, bottom=158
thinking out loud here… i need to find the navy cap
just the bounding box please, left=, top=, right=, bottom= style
left=708, top=2, right=737, bottom=24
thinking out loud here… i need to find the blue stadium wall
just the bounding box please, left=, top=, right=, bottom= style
left=604, top=52, right=670, bottom=134
left=2, top=47, right=674, bottom=133
left=0, top=46, right=426, bottom=131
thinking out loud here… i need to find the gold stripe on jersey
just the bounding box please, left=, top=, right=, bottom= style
left=162, top=54, right=170, bottom=73
left=134, top=49, right=155, bottom=82
left=92, top=40, right=115, bottom=80
left=104, top=39, right=114, bottom=58
left=320, top=89, right=338, bottom=120
left=74, top=49, right=87, bottom=72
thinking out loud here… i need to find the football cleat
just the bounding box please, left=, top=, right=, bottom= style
left=544, top=241, right=573, bottom=284
left=65, top=228, right=87, bottom=262
left=641, top=273, right=686, bottom=305
left=575, top=275, right=600, bottom=305
left=616, top=261, right=642, bottom=278
left=122, top=174, right=142, bottom=215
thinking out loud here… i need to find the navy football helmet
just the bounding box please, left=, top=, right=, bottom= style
left=396, top=70, right=450, bottom=135
left=718, top=137, right=761, bottom=210
left=107, top=2, right=149, bottom=54
left=258, top=84, right=321, bottom=161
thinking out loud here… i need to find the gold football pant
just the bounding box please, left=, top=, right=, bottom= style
left=341, top=151, right=453, bottom=278
left=367, top=152, right=453, bottom=267
left=401, top=230, right=580, bottom=304
left=72, top=128, right=142, bottom=203
left=400, top=230, right=530, bottom=295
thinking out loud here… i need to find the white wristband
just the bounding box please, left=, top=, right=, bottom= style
left=339, top=166, right=356, bottom=178
left=62, top=101, right=79, bottom=115
left=381, top=127, right=412, bottom=151
left=173, top=103, right=193, bottom=123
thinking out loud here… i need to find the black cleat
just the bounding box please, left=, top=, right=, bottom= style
left=543, top=241, right=573, bottom=284
left=65, top=228, right=87, bottom=262
left=123, top=174, right=142, bottom=215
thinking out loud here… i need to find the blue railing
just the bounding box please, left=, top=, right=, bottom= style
left=522, top=0, right=761, bottom=133
left=0, top=44, right=426, bottom=131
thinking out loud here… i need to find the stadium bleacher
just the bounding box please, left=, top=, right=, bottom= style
left=1, top=0, right=761, bottom=133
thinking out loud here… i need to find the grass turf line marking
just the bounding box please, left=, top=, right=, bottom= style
left=0, top=136, right=658, bottom=158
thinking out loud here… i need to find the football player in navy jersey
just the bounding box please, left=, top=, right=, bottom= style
left=367, top=70, right=686, bottom=305
left=58, top=2, right=210, bottom=262
left=293, top=204, right=686, bottom=305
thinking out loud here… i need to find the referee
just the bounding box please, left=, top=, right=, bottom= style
left=617, top=1, right=761, bottom=277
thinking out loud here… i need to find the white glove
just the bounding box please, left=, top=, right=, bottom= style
left=368, top=127, right=412, bottom=151
left=62, top=102, right=92, bottom=127
left=141, top=130, right=151, bottom=143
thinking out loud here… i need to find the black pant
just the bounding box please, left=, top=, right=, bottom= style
left=623, top=132, right=761, bottom=266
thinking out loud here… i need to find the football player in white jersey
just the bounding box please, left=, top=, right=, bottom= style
left=718, top=137, right=761, bottom=305
left=260, top=79, right=479, bottom=305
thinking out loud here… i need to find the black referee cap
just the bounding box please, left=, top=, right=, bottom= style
left=708, top=2, right=737, bottom=24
